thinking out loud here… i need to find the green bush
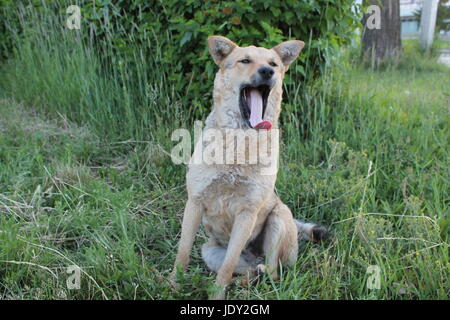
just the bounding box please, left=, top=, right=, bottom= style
left=0, top=0, right=360, bottom=137
left=80, top=0, right=360, bottom=114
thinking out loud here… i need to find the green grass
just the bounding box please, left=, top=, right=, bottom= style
left=0, top=5, right=449, bottom=300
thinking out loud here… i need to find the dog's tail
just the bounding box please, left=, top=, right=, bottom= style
left=295, top=219, right=328, bottom=242
left=201, top=241, right=261, bottom=275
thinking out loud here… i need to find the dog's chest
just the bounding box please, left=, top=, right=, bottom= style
left=191, top=169, right=268, bottom=246
left=197, top=171, right=251, bottom=241
left=200, top=171, right=252, bottom=215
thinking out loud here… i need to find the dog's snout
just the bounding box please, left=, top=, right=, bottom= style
left=258, top=66, right=274, bottom=80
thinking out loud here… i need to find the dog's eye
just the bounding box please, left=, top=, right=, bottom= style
left=239, top=59, right=251, bottom=64
left=269, top=61, right=278, bottom=67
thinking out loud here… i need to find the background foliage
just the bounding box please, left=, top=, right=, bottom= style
left=0, top=0, right=361, bottom=116
left=0, top=0, right=448, bottom=300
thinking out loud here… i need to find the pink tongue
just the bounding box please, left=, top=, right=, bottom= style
left=248, top=89, right=271, bottom=129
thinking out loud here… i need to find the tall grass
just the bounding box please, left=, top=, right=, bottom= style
left=0, top=1, right=449, bottom=299
left=1, top=1, right=188, bottom=142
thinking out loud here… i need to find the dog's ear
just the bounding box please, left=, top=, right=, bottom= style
left=273, top=40, right=305, bottom=68
left=208, top=36, right=237, bottom=66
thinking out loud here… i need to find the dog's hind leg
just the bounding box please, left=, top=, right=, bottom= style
left=294, top=219, right=328, bottom=242
left=201, top=239, right=259, bottom=275
left=260, top=203, right=299, bottom=281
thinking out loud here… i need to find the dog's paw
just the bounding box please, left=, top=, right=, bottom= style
left=168, top=273, right=180, bottom=291
left=255, top=264, right=279, bottom=281
left=311, top=225, right=329, bottom=242
left=256, top=264, right=267, bottom=275
left=209, top=287, right=226, bottom=300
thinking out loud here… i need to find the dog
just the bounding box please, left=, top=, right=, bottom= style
left=171, top=36, right=327, bottom=299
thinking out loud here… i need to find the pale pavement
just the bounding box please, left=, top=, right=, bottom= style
left=437, top=49, right=450, bottom=67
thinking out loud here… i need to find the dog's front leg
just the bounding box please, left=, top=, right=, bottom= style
left=211, top=211, right=257, bottom=300
left=171, top=199, right=204, bottom=287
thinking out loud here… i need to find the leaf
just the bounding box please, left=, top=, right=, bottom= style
left=180, top=31, right=192, bottom=47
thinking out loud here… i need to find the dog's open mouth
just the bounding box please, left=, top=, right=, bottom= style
left=240, top=85, right=272, bottom=130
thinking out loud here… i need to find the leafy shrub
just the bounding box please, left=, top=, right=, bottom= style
left=0, top=0, right=360, bottom=134
left=79, top=0, right=360, bottom=115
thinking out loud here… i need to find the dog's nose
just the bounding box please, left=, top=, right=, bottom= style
left=258, top=66, right=274, bottom=80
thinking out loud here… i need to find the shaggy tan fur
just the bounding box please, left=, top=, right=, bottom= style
left=171, top=36, right=326, bottom=300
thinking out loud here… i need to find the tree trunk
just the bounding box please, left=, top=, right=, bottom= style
left=361, top=0, right=402, bottom=65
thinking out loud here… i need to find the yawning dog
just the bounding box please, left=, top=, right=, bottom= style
left=171, top=36, right=327, bottom=299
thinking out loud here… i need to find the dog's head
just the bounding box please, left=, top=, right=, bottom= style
left=208, top=36, right=304, bottom=129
